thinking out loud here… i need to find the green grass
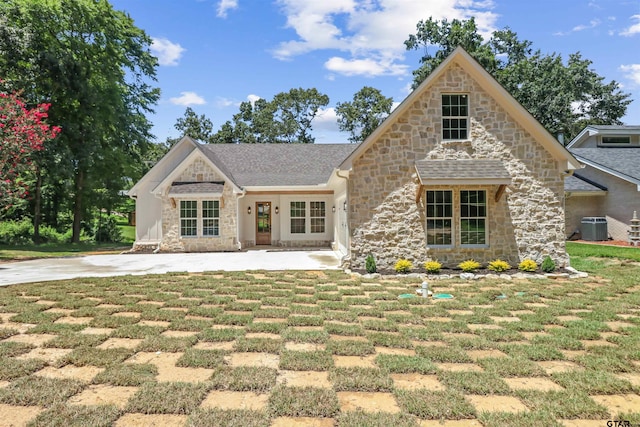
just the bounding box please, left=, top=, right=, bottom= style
left=0, top=261, right=638, bottom=424
left=0, top=242, right=131, bottom=261
left=566, top=241, right=640, bottom=261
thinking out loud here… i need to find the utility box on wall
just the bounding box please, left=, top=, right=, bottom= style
left=581, top=217, right=608, bottom=241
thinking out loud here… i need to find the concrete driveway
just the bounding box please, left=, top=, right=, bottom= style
left=0, top=249, right=341, bottom=287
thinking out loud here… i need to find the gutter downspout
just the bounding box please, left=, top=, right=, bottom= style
left=335, top=169, right=351, bottom=268
left=236, top=189, right=246, bottom=250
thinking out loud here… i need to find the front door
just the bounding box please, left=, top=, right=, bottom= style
left=255, top=202, right=271, bottom=245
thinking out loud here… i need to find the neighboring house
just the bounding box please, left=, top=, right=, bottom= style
left=129, top=47, right=581, bottom=269
left=565, top=125, right=640, bottom=241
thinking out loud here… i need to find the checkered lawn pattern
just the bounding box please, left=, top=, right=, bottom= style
left=1, top=269, right=639, bottom=427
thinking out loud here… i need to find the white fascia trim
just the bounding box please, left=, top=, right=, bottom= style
left=168, top=193, right=223, bottom=198
left=243, top=185, right=331, bottom=192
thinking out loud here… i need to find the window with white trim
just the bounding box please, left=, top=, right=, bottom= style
left=202, top=200, right=220, bottom=236
left=442, top=94, right=468, bottom=140
left=426, top=190, right=453, bottom=246
left=310, top=201, right=326, bottom=233
left=290, top=201, right=306, bottom=234
left=460, top=190, right=486, bottom=245
left=180, top=200, right=197, bottom=237
left=601, top=136, right=630, bottom=144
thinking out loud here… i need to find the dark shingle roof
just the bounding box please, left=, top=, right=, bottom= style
left=199, top=143, right=358, bottom=187
left=169, top=182, right=224, bottom=194
left=570, top=148, right=640, bottom=182
left=588, top=125, right=640, bottom=131
left=564, top=174, right=607, bottom=193
left=415, top=159, right=511, bottom=183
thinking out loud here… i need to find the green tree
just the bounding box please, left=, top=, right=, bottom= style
left=405, top=17, right=631, bottom=140
left=336, top=86, right=393, bottom=143
left=213, top=88, right=329, bottom=143
left=174, top=107, right=215, bottom=143
left=0, top=0, right=159, bottom=242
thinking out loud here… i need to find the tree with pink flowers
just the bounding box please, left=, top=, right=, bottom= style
left=0, top=87, right=60, bottom=218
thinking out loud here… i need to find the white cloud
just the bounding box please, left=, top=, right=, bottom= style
left=217, top=0, right=238, bottom=18
left=247, top=94, right=261, bottom=106
left=313, top=107, right=340, bottom=132
left=151, top=37, right=185, bottom=66
left=169, top=92, right=206, bottom=106
left=215, top=97, right=238, bottom=108
left=554, top=18, right=601, bottom=36
left=620, top=64, right=640, bottom=86
left=324, top=57, right=407, bottom=77
left=621, top=14, right=640, bottom=36
left=272, top=0, right=498, bottom=77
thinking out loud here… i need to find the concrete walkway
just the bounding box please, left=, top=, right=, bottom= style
left=0, top=249, right=341, bottom=287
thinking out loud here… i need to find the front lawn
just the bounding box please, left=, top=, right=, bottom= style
left=0, top=265, right=639, bottom=426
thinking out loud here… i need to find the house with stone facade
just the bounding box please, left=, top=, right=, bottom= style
left=564, top=125, right=640, bottom=242
left=129, top=47, right=581, bottom=269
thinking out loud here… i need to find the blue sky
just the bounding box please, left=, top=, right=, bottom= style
left=110, top=0, right=640, bottom=144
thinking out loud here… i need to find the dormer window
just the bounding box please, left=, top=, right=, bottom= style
left=442, top=94, right=468, bottom=140
left=601, top=136, right=630, bottom=144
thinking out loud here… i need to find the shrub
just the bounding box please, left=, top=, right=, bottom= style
left=94, top=216, right=122, bottom=243
left=541, top=256, right=556, bottom=273
left=488, top=259, right=511, bottom=272
left=518, top=259, right=538, bottom=272
left=365, top=254, right=377, bottom=274
left=0, top=219, right=65, bottom=245
left=458, top=259, right=481, bottom=272
left=394, top=259, right=413, bottom=274
left=424, top=260, right=442, bottom=274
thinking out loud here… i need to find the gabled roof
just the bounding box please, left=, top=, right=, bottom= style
left=564, top=174, right=607, bottom=194
left=339, top=47, right=581, bottom=171
left=566, top=125, right=640, bottom=148
left=415, top=159, right=511, bottom=185
left=169, top=182, right=225, bottom=195
left=200, top=143, right=358, bottom=187
left=570, top=148, right=640, bottom=186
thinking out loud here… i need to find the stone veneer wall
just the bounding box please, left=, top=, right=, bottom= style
left=348, top=63, right=568, bottom=270
left=160, top=157, right=238, bottom=252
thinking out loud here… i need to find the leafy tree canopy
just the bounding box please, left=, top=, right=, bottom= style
left=405, top=17, right=631, bottom=140
left=336, top=86, right=393, bottom=143
left=174, top=107, right=215, bottom=144
left=213, top=87, right=329, bottom=143
left=0, top=0, right=159, bottom=241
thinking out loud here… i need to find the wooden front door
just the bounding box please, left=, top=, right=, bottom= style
left=255, top=202, right=271, bottom=245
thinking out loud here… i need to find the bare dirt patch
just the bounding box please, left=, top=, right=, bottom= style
left=226, top=352, right=279, bottom=369
left=277, top=370, right=331, bottom=388
left=97, top=338, right=144, bottom=349
left=337, top=391, right=400, bottom=413
left=137, top=320, right=171, bottom=328
left=418, top=420, right=483, bottom=426
left=3, top=333, right=57, bottom=346
left=285, top=342, right=326, bottom=352
left=435, top=363, right=484, bottom=372
left=200, top=390, right=268, bottom=410
left=156, top=365, right=213, bottom=383
left=271, top=417, right=335, bottom=427
left=112, top=312, right=141, bottom=318
left=114, top=414, right=188, bottom=427
left=615, top=372, right=640, bottom=387
left=54, top=316, right=94, bottom=325
left=468, top=324, right=502, bottom=330
left=590, top=394, right=640, bottom=417
left=580, top=339, right=616, bottom=348
left=16, top=347, right=73, bottom=364
left=160, top=330, right=198, bottom=338
left=465, top=349, right=507, bottom=361
left=535, top=361, right=583, bottom=374
left=80, top=327, right=114, bottom=335
left=125, top=351, right=182, bottom=366
left=68, top=384, right=138, bottom=408
left=391, top=373, right=445, bottom=391
left=374, top=347, right=416, bottom=356
left=466, top=395, right=528, bottom=413
left=332, top=355, right=376, bottom=368
left=504, top=377, right=564, bottom=391
left=194, top=341, right=235, bottom=351
left=0, top=404, right=44, bottom=427
left=35, top=365, right=104, bottom=382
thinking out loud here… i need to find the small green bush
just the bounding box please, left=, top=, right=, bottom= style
left=394, top=259, right=413, bottom=274
left=424, top=260, right=442, bottom=274
left=518, top=259, right=538, bottom=272
left=0, top=219, right=66, bottom=245
left=458, top=259, right=481, bottom=272
left=94, top=216, right=122, bottom=243
left=488, top=259, right=511, bottom=272
left=541, top=256, right=556, bottom=273
left=365, top=254, right=377, bottom=274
